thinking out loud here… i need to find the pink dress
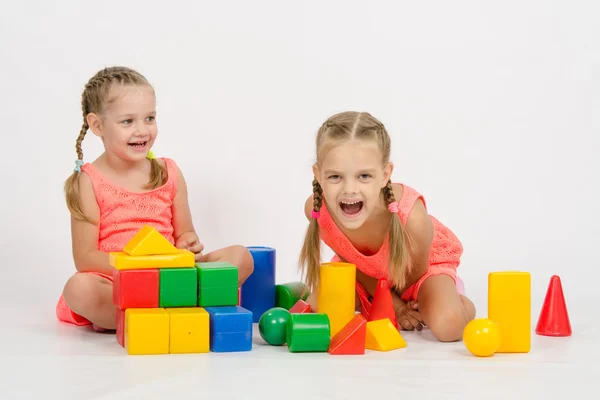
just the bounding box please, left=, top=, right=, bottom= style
left=317, top=183, right=465, bottom=318
left=56, top=158, right=179, bottom=325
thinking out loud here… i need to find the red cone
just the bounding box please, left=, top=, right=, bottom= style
left=535, top=275, right=572, bottom=336
left=368, top=279, right=398, bottom=329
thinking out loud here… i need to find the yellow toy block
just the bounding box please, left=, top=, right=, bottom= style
left=125, top=308, right=170, bottom=355
left=123, top=225, right=178, bottom=256
left=166, top=308, right=210, bottom=354
left=488, top=271, right=531, bottom=353
left=317, top=262, right=356, bottom=336
left=109, top=249, right=195, bottom=270
left=365, top=318, right=407, bottom=351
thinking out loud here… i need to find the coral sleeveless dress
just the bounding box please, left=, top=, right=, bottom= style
left=56, top=157, right=179, bottom=325
left=317, top=183, right=465, bottom=318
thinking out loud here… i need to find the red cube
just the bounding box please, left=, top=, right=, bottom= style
left=116, top=307, right=125, bottom=347
left=112, top=268, right=159, bottom=309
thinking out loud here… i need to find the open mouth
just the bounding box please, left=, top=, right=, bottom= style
left=339, top=200, right=364, bottom=217
left=128, top=140, right=148, bottom=148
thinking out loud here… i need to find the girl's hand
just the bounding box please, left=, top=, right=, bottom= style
left=391, top=292, right=424, bottom=331
left=175, top=232, right=205, bottom=262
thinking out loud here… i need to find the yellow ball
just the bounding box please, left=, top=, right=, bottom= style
left=463, top=318, right=501, bottom=357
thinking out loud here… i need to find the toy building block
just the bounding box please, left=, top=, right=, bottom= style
left=124, top=308, right=170, bottom=355
left=116, top=307, right=125, bottom=347
left=328, top=314, right=367, bottom=355
left=123, top=225, right=178, bottom=256
left=536, top=275, right=572, bottom=336
left=166, top=308, right=210, bottom=353
left=258, top=307, right=291, bottom=346
left=317, top=262, right=356, bottom=336
left=241, top=246, right=276, bottom=322
left=365, top=318, right=407, bottom=351
left=463, top=318, right=501, bottom=357
left=275, top=282, right=309, bottom=310
left=205, top=306, right=253, bottom=352
left=289, top=299, right=311, bottom=314
left=112, top=268, right=159, bottom=309
left=488, top=271, right=531, bottom=353
left=368, top=279, right=398, bottom=329
left=196, top=262, right=239, bottom=307
left=110, top=249, right=195, bottom=271
left=159, top=267, right=197, bottom=307
left=286, top=313, right=331, bottom=352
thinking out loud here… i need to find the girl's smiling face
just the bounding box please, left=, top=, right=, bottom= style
left=314, top=138, right=393, bottom=230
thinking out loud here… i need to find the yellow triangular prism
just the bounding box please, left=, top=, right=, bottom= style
left=123, top=225, right=178, bottom=256
left=365, top=318, right=407, bottom=351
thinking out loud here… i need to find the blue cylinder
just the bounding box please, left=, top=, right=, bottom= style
left=241, top=246, right=276, bottom=322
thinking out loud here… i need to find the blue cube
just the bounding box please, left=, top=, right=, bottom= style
left=205, top=306, right=253, bottom=352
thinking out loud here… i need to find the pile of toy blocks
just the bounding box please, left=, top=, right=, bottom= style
left=259, top=263, right=407, bottom=354
left=110, top=225, right=253, bottom=355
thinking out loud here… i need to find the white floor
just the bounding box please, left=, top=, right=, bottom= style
left=0, top=303, right=596, bottom=400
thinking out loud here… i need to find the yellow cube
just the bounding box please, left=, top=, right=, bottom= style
left=488, top=271, right=531, bottom=353
left=125, top=308, right=170, bottom=355
left=166, top=308, right=210, bottom=354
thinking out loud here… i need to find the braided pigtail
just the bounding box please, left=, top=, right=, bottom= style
left=383, top=180, right=411, bottom=289
left=299, top=177, right=324, bottom=294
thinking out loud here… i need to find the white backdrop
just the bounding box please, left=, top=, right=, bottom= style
left=1, top=0, right=598, bottom=323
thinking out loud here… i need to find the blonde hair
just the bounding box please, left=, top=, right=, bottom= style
left=298, top=111, right=412, bottom=293
left=64, top=66, right=167, bottom=223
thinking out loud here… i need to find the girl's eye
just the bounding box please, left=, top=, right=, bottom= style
left=122, top=119, right=132, bottom=124
left=146, top=116, right=155, bottom=122
left=328, top=175, right=340, bottom=180
left=360, top=174, right=371, bottom=179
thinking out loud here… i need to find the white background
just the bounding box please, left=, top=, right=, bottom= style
left=1, top=1, right=599, bottom=398
left=1, top=0, right=598, bottom=338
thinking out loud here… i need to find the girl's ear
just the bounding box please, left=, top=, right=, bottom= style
left=382, top=162, right=394, bottom=186
left=312, top=163, right=321, bottom=185
left=86, top=112, right=103, bottom=137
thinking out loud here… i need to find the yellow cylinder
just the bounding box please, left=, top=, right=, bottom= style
left=317, top=262, right=356, bottom=336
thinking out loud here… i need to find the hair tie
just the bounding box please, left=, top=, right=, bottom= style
left=311, top=210, right=321, bottom=219
left=73, top=159, right=83, bottom=173
left=388, top=202, right=399, bottom=213
left=146, top=150, right=156, bottom=160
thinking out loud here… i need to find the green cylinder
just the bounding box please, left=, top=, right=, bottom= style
left=275, top=282, right=310, bottom=310
left=286, top=313, right=330, bottom=352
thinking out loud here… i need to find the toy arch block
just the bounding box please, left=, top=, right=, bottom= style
left=123, top=225, right=178, bottom=256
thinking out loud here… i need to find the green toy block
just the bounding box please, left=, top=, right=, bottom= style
left=196, top=262, right=238, bottom=307
left=275, top=282, right=310, bottom=310
left=286, top=313, right=330, bottom=352
left=159, top=268, right=198, bottom=307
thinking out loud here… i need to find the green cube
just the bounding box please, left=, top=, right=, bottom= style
left=196, top=262, right=238, bottom=307
left=159, top=268, right=198, bottom=307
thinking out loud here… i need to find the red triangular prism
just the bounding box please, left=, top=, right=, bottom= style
left=289, top=299, right=311, bottom=313
left=368, top=279, right=398, bottom=329
left=536, top=275, right=572, bottom=336
left=328, top=314, right=367, bottom=355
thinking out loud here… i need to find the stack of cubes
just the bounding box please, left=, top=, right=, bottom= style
left=110, top=225, right=253, bottom=355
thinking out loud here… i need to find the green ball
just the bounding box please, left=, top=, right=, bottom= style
left=258, top=307, right=291, bottom=346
